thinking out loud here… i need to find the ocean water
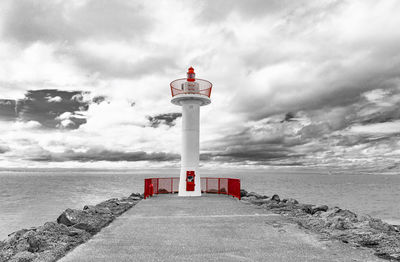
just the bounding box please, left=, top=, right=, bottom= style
left=0, top=168, right=399, bottom=240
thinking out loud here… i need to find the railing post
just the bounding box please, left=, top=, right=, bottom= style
left=218, top=178, right=220, bottom=194
left=206, top=178, right=208, bottom=193
left=171, top=178, right=173, bottom=194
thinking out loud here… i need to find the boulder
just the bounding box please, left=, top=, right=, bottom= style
left=247, top=192, right=264, bottom=199
left=285, top=198, right=299, bottom=205
left=241, top=196, right=257, bottom=201
left=95, top=198, right=134, bottom=216
left=271, top=194, right=280, bottom=202
left=311, top=205, right=329, bottom=215
left=1, top=194, right=142, bottom=262
left=57, top=208, right=114, bottom=234
left=299, top=204, right=314, bottom=214
left=0, top=222, right=90, bottom=262
left=240, top=189, right=248, bottom=197
left=129, top=192, right=143, bottom=199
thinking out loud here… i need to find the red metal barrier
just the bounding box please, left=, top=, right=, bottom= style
left=144, top=177, right=241, bottom=200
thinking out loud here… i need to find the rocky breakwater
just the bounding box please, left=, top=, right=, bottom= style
left=0, top=193, right=143, bottom=262
left=241, top=189, right=400, bottom=261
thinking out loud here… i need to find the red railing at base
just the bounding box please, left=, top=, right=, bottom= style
left=144, top=177, right=241, bottom=200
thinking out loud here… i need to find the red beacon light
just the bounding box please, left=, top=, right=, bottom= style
left=187, top=67, right=195, bottom=82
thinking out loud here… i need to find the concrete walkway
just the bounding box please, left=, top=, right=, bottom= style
left=60, top=195, right=383, bottom=262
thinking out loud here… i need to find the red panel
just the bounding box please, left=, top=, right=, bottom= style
left=186, top=171, right=195, bottom=191
left=143, top=177, right=241, bottom=199
left=219, top=178, right=228, bottom=194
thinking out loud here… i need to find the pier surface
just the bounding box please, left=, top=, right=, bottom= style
left=60, top=195, right=383, bottom=262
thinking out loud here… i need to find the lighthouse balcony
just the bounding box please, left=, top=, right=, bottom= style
left=170, top=78, right=212, bottom=98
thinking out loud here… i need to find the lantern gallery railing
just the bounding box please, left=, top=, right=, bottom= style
left=170, top=78, right=212, bottom=98
left=144, top=177, right=241, bottom=200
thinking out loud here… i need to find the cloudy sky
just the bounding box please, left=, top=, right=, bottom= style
left=0, top=0, right=399, bottom=171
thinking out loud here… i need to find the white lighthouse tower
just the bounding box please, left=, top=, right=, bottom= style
left=170, top=67, right=212, bottom=196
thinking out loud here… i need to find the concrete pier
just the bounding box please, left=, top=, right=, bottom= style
left=60, top=195, right=383, bottom=262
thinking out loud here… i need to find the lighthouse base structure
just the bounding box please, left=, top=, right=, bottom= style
left=178, top=168, right=201, bottom=196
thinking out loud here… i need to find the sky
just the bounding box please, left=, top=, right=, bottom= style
left=0, top=0, right=399, bottom=172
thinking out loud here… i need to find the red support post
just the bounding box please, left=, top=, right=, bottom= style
left=156, top=179, right=159, bottom=195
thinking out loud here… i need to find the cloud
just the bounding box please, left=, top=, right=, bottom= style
left=28, top=148, right=179, bottom=162
left=0, top=0, right=400, bottom=171
left=1, top=0, right=153, bottom=44
left=15, top=89, right=89, bottom=129
left=0, top=145, right=10, bottom=154
left=46, top=96, right=62, bottom=103
left=0, top=99, right=17, bottom=121
left=147, top=113, right=182, bottom=128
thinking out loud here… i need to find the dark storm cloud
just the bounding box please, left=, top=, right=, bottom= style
left=0, top=99, right=17, bottom=121
left=202, top=122, right=306, bottom=165
left=14, top=89, right=89, bottom=129
left=147, top=113, right=182, bottom=128
left=28, top=148, right=179, bottom=162
left=202, top=86, right=400, bottom=165
left=2, top=0, right=152, bottom=44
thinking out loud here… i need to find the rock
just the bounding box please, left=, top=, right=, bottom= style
left=359, top=216, right=396, bottom=232
left=248, top=199, right=272, bottom=206
left=247, top=192, right=264, bottom=199
left=286, top=198, right=299, bottom=205
left=26, top=234, right=41, bottom=253
left=57, top=209, right=80, bottom=226
left=129, top=192, right=143, bottom=199
left=240, top=189, right=248, bottom=197
left=8, top=251, right=36, bottom=262
left=127, top=196, right=142, bottom=201
left=241, top=196, right=257, bottom=201
left=243, top=190, right=400, bottom=261
left=299, top=204, right=314, bottom=214
left=95, top=198, right=134, bottom=216
left=1, top=194, right=141, bottom=262
left=57, top=208, right=114, bottom=234
left=271, top=194, right=280, bottom=202
left=311, top=205, right=329, bottom=215
left=0, top=222, right=90, bottom=262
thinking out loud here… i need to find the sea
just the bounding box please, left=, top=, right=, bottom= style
left=0, top=168, right=399, bottom=240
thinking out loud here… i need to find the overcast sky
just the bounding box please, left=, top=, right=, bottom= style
left=0, top=0, right=399, bottom=171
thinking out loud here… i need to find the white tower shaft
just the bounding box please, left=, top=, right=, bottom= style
left=178, top=100, right=201, bottom=196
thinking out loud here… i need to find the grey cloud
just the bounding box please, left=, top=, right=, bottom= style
left=0, top=145, right=10, bottom=154
left=6, top=89, right=90, bottom=129
left=197, top=0, right=304, bottom=22
left=28, top=148, right=179, bottom=162
left=0, top=99, right=17, bottom=121
left=2, top=0, right=152, bottom=44
left=147, top=113, right=182, bottom=128
left=202, top=87, right=400, bottom=166
left=92, top=96, right=107, bottom=105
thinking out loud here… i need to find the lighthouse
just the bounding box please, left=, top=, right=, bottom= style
left=170, top=67, right=212, bottom=196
